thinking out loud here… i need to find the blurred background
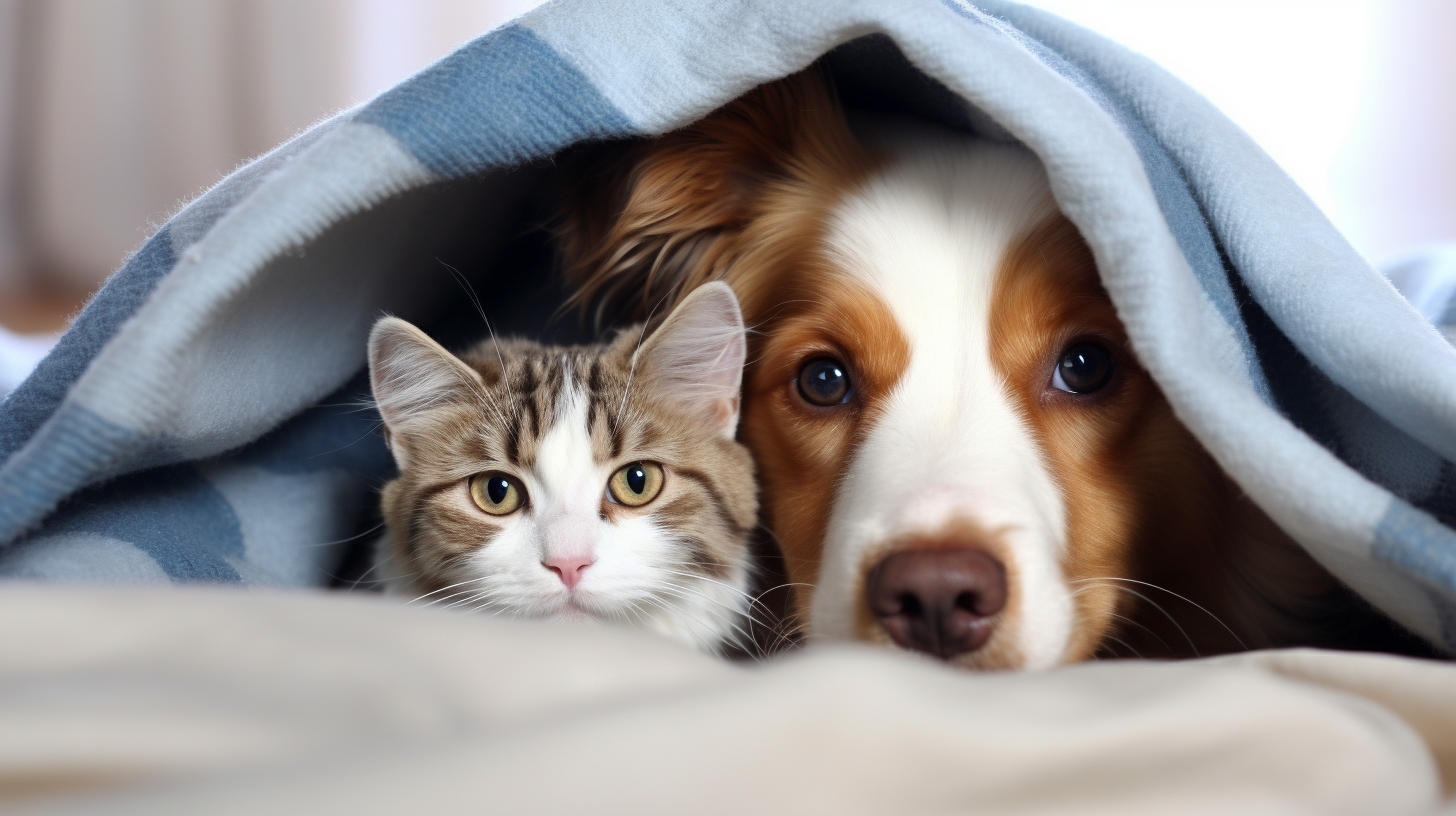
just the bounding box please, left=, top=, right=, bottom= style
left=0, top=0, right=1453, bottom=391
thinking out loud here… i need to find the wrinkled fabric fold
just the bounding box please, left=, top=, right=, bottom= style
left=0, top=585, right=1448, bottom=814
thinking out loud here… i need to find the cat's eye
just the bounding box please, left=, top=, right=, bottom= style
left=470, top=472, right=526, bottom=515
left=1051, top=342, right=1115, bottom=394
left=607, top=461, right=664, bottom=507
left=797, top=357, right=852, bottom=406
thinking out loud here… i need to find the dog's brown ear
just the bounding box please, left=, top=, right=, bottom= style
left=557, top=67, right=865, bottom=329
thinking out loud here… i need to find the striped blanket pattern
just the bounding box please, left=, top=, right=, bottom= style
left=1, top=0, right=1454, bottom=649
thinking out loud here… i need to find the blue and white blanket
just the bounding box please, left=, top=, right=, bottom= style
left=2, top=0, right=1454, bottom=649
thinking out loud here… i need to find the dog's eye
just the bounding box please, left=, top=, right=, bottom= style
left=1052, top=342, right=1115, bottom=394
left=798, top=357, right=852, bottom=406
left=470, top=472, right=526, bottom=515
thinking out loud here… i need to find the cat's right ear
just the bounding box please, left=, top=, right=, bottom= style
left=633, top=282, right=747, bottom=439
left=368, top=316, right=483, bottom=468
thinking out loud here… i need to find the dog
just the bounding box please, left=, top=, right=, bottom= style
left=557, top=69, right=1427, bottom=668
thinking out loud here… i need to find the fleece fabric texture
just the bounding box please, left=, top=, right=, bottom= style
left=0, top=585, right=1452, bottom=814
left=1, top=0, right=1455, bottom=648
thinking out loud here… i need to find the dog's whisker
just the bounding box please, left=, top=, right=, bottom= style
left=1085, top=582, right=1201, bottom=657
left=1098, top=633, right=1143, bottom=659
left=1107, top=612, right=1175, bottom=657
left=1072, top=577, right=1247, bottom=651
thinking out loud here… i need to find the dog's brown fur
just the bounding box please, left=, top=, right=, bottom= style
left=557, top=69, right=1431, bottom=661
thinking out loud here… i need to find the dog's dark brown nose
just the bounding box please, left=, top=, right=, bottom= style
left=866, top=549, right=1008, bottom=660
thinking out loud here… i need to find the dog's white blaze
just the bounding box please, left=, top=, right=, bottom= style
left=811, top=136, right=1073, bottom=668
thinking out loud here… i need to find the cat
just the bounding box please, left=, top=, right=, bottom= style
left=366, top=282, right=760, bottom=653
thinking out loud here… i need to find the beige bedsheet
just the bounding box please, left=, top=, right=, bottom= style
left=0, top=585, right=1452, bottom=815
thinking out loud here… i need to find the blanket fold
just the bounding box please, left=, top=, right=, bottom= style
left=0, top=585, right=1450, bottom=814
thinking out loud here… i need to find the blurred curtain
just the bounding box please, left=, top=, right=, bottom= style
left=14, top=0, right=353, bottom=292
left=0, top=0, right=536, bottom=297
left=0, top=1, right=23, bottom=293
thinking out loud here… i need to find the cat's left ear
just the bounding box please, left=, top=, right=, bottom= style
left=633, top=282, right=747, bottom=439
left=369, top=316, right=484, bottom=469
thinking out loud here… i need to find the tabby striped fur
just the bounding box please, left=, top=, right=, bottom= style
left=369, top=283, right=759, bottom=653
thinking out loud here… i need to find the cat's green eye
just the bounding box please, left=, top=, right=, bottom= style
left=607, top=462, right=665, bottom=507
left=470, top=472, right=525, bottom=516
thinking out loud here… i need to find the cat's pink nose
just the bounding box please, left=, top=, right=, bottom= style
left=544, top=555, right=594, bottom=589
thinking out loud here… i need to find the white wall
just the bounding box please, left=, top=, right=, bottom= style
left=1331, top=0, right=1456, bottom=265
left=1025, top=0, right=1456, bottom=266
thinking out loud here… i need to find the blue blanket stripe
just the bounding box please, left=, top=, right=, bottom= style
left=0, top=375, right=394, bottom=583
left=0, top=115, right=346, bottom=467
left=45, top=464, right=245, bottom=583
left=1374, top=499, right=1456, bottom=646
left=0, top=406, right=148, bottom=542
left=356, top=25, right=637, bottom=178
left=0, top=228, right=175, bottom=462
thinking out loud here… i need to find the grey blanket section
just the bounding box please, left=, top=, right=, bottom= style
left=2, top=586, right=1451, bottom=814
left=0, top=0, right=1453, bottom=647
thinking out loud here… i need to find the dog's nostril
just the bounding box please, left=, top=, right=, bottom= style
left=867, top=548, right=1007, bottom=661
left=898, top=593, right=923, bottom=618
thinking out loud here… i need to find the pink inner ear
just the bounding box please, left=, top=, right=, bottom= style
left=634, top=283, right=747, bottom=436
left=711, top=397, right=739, bottom=433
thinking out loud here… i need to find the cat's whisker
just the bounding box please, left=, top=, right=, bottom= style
left=307, top=522, right=386, bottom=550
left=441, top=257, right=519, bottom=419
left=655, top=567, right=774, bottom=616
left=614, top=290, right=671, bottom=429
left=654, top=567, right=802, bottom=655
left=409, top=585, right=488, bottom=608
left=438, top=585, right=516, bottom=610
left=351, top=562, right=425, bottom=591
left=306, top=424, right=389, bottom=462
left=420, top=588, right=490, bottom=610
left=442, top=592, right=493, bottom=611
left=651, top=581, right=768, bottom=658
left=406, top=576, right=491, bottom=606
left=656, top=565, right=810, bottom=648
left=657, top=568, right=807, bottom=650
left=432, top=257, right=517, bottom=427
left=332, top=540, right=405, bottom=590
left=617, top=599, right=655, bottom=630
left=614, top=323, right=649, bottom=428
left=466, top=598, right=507, bottom=616
left=639, top=591, right=758, bottom=659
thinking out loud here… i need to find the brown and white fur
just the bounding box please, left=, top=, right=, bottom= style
left=559, top=70, right=1417, bottom=668
left=368, top=283, right=760, bottom=653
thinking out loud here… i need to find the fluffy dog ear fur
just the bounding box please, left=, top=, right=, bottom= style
left=557, top=67, right=867, bottom=329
